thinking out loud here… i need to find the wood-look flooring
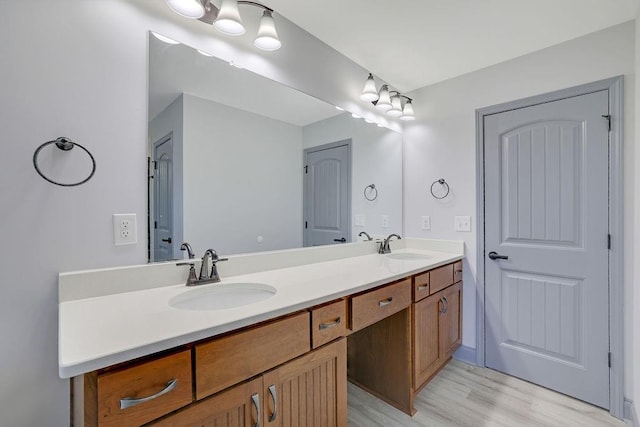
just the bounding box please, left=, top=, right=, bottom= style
left=348, top=359, right=624, bottom=426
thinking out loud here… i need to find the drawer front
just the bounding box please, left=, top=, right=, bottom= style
left=453, top=260, right=463, bottom=283
left=413, top=271, right=430, bottom=302
left=351, top=278, right=411, bottom=332
left=195, top=312, right=310, bottom=400
left=97, top=350, right=192, bottom=427
left=429, top=263, right=454, bottom=295
left=311, top=299, right=348, bottom=348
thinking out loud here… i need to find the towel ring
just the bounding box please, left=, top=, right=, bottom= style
left=33, top=137, right=96, bottom=187
left=430, top=178, right=450, bottom=199
left=364, top=184, right=378, bottom=201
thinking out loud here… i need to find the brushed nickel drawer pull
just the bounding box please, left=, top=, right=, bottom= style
left=119, top=379, right=178, bottom=410
left=268, top=384, right=277, bottom=422
left=417, top=285, right=428, bottom=291
left=319, top=318, right=341, bottom=330
left=378, top=297, right=393, bottom=307
left=251, top=393, right=260, bottom=427
left=442, top=296, right=449, bottom=314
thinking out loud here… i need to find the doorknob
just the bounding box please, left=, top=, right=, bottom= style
left=488, top=251, right=508, bottom=260
left=333, top=237, right=347, bottom=243
left=161, top=237, right=172, bottom=244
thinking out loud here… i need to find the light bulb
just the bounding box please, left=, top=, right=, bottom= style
left=400, top=100, right=415, bottom=121
left=375, top=85, right=392, bottom=111
left=360, top=73, right=379, bottom=102
left=254, top=10, right=281, bottom=51
left=214, top=0, right=246, bottom=35
left=165, top=0, right=205, bottom=18
left=387, top=95, right=403, bottom=117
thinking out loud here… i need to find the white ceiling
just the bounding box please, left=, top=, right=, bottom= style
left=261, top=0, right=637, bottom=92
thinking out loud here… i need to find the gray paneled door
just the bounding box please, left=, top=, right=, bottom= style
left=484, top=90, right=610, bottom=408
left=304, top=142, right=351, bottom=246
left=153, top=135, right=174, bottom=262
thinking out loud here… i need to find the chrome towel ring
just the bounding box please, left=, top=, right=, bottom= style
left=33, top=137, right=96, bottom=187
left=364, top=184, right=378, bottom=201
left=430, top=178, right=450, bottom=199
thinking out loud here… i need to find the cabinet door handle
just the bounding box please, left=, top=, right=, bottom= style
left=378, top=297, right=393, bottom=307
left=268, top=384, right=277, bottom=422
left=119, top=379, right=177, bottom=410
left=417, top=285, right=428, bottom=291
left=319, top=318, right=341, bottom=330
left=442, top=296, right=449, bottom=314
left=251, top=393, right=260, bottom=427
left=439, top=297, right=445, bottom=315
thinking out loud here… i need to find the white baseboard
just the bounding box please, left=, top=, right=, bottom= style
left=624, top=398, right=638, bottom=426
left=453, top=345, right=476, bottom=365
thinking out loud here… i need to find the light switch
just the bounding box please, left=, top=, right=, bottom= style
left=355, top=214, right=365, bottom=227
left=454, top=216, right=471, bottom=232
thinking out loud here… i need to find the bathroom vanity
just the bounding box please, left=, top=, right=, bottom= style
left=60, top=240, right=463, bottom=426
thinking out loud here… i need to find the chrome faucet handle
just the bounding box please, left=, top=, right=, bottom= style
left=209, top=256, right=229, bottom=283
left=176, top=262, right=198, bottom=286
left=200, top=249, right=216, bottom=280
left=180, top=242, right=195, bottom=259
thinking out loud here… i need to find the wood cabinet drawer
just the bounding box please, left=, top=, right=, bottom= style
left=311, top=299, right=347, bottom=348
left=351, top=278, right=411, bottom=332
left=453, top=260, right=463, bottom=283
left=195, top=312, right=310, bottom=400
left=429, top=263, right=454, bottom=295
left=96, top=350, right=192, bottom=427
left=413, top=271, right=430, bottom=302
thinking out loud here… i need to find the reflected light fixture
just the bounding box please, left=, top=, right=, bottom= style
left=361, top=73, right=417, bottom=120
left=151, top=31, right=180, bottom=45
left=165, top=0, right=282, bottom=51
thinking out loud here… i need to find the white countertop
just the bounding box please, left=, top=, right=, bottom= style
left=59, top=247, right=462, bottom=378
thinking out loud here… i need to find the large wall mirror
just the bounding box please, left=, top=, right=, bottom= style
left=148, top=33, right=403, bottom=261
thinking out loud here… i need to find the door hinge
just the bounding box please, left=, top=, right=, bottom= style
left=304, top=165, right=308, bottom=174
left=608, top=352, right=612, bottom=368
left=154, top=221, right=158, bottom=229
left=153, top=161, right=158, bottom=170
left=305, top=221, right=308, bottom=229
left=608, top=234, right=611, bottom=250
left=602, top=114, right=611, bottom=132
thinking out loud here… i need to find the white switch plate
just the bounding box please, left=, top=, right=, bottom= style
left=454, top=216, right=471, bottom=232
left=381, top=215, right=389, bottom=228
left=421, top=216, right=431, bottom=230
left=113, top=213, right=137, bottom=245
left=355, top=214, right=365, bottom=227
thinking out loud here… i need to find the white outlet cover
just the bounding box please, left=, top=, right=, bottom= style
left=381, top=214, right=389, bottom=228
left=113, top=213, right=137, bottom=245
left=354, top=214, right=365, bottom=227
left=454, top=215, right=471, bottom=232
left=421, top=215, right=431, bottom=230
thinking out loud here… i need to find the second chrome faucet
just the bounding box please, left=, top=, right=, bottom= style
left=178, top=244, right=228, bottom=286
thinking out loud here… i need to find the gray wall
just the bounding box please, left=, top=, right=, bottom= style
left=402, top=21, right=635, bottom=398
left=0, top=1, right=380, bottom=425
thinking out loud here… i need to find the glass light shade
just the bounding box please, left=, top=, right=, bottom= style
left=254, top=10, right=281, bottom=51
left=214, top=0, right=246, bottom=35
left=165, top=0, right=205, bottom=18
left=151, top=32, right=180, bottom=45
left=351, top=113, right=362, bottom=119
left=387, top=95, right=403, bottom=117
left=197, top=49, right=213, bottom=57
left=400, top=100, right=416, bottom=121
left=375, top=85, right=392, bottom=111
left=360, top=73, right=379, bottom=102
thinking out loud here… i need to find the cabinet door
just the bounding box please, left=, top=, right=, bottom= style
left=413, top=293, right=444, bottom=389
left=441, top=281, right=462, bottom=358
left=149, top=378, right=262, bottom=427
left=262, top=338, right=347, bottom=427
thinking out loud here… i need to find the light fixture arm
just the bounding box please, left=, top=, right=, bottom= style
left=198, top=0, right=273, bottom=23
left=237, top=1, right=273, bottom=12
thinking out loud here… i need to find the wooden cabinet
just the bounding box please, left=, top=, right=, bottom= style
left=350, top=278, right=411, bottom=331
left=311, top=299, right=347, bottom=349
left=412, top=264, right=463, bottom=393
left=151, top=339, right=347, bottom=427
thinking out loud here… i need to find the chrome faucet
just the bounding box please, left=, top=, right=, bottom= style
left=180, top=242, right=195, bottom=259
left=379, top=233, right=401, bottom=254
left=358, top=231, right=373, bottom=241
left=177, top=248, right=228, bottom=286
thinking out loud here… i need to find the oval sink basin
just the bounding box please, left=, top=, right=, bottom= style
left=386, top=252, right=432, bottom=261
left=169, top=283, right=277, bottom=311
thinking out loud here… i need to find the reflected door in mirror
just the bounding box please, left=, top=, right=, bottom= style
left=153, top=134, right=174, bottom=261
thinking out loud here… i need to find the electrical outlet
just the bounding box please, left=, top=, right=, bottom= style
left=113, top=214, right=137, bottom=245
left=421, top=216, right=431, bottom=230
left=381, top=215, right=389, bottom=228
left=454, top=216, right=471, bottom=232
left=355, top=214, right=365, bottom=227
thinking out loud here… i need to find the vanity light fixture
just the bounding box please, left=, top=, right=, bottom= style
left=151, top=31, right=180, bottom=44
left=165, top=0, right=282, bottom=51
left=361, top=74, right=416, bottom=120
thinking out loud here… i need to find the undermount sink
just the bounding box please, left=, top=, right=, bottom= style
left=169, top=283, right=277, bottom=311
left=386, top=252, right=432, bottom=261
